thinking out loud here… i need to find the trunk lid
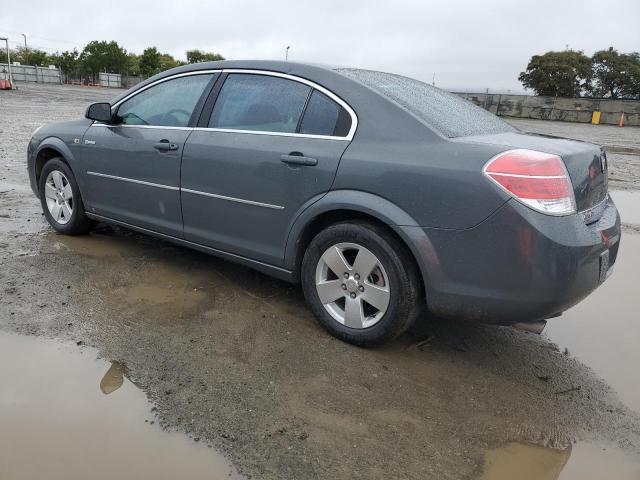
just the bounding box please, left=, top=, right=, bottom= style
left=457, top=131, right=609, bottom=213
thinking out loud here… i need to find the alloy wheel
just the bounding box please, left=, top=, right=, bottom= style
left=44, top=170, right=74, bottom=225
left=315, top=242, right=391, bottom=329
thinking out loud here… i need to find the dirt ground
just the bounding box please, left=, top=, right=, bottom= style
left=1, top=84, right=640, bottom=480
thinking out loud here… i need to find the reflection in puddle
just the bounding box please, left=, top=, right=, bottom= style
left=100, top=361, right=125, bottom=395
left=0, top=330, right=242, bottom=480
left=557, top=442, right=640, bottom=479
left=610, top=190, right=640, bottom=225
left=46, top=230, right=139, bottom=257
left=482, top=441, right=640, bottom=480
left=546, top=233, right=640, bottom=412
left=482, top=442, right=570, bottom=480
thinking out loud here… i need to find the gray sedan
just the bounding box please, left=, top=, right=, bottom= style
left=27, top=60, right=621, bottom=345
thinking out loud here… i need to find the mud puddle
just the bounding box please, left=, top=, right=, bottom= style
left=45, top=229, right=144, bottom=257
left=610, top=190, right=640, bottom=225
left=482, top=441, right=640, bottom=480
left=0, top=330, right=242, bottom=480
left=545, top=216, right=640, bottom=412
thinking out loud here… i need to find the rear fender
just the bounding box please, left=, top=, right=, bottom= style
left=284, top=189, right=440, bottom=295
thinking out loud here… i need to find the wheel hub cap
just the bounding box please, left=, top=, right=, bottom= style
left=44, top=170, right=74, bottom=225
left=315, top=242, right=391, bottom=329
left=345, top=278, right=358, bottom=293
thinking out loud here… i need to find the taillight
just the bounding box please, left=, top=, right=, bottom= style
left=483, top=149, right=576, bottom=215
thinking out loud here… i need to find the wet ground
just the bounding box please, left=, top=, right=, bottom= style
left=2, top=83, right=640, bottom=479
left=0, top=330, right=240, bottom=480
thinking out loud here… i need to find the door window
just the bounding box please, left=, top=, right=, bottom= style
left=117, top=74, right=213, bottom=127
left=209, top=74, right=310, bottom=133
left=299, top=90, right=343, bottom=136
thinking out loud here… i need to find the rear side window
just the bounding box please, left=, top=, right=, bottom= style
left=335, top=68, right=515, bottom=138
left=117, top=74, right=213, bottom=127
left=210, top=74, right=310, bottom=133
left=300, top=91, right=339, bottom=136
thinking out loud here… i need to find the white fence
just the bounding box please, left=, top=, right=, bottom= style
left=0, top=63, right=61, bottom=83
left=99, top=72, right=122, bottom=88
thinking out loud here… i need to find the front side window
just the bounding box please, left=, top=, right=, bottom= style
left=117, top=74, right=213, bottom=127
left=209, top=74, right=310, bottom=133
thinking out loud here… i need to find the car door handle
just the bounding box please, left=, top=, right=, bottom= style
left=280, top=154, right=318, bottom=166
left=154, top=140, right=179, bottom=152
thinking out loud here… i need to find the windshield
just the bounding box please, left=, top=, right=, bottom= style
left=335, top=68, right=516, bottom=138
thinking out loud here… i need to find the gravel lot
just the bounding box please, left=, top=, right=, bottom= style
left=1, top=83, right=640, bottom=480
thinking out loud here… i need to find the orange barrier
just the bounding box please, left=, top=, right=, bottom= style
left=0, top=79, right=11, bottom=90
left=618, top=112, right=625, bottom=127
left=66, top=80, right=102, bottom=88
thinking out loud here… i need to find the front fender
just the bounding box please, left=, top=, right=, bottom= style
left=31, top=137, right=87, bottom=199
left=283, top=189, right=442, bottom=296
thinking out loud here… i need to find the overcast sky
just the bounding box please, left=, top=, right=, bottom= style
left=2, top=0, right=639, bottom=93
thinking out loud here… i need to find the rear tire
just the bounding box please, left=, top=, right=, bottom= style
left=39, top=158, right=92, bottom=235
left=301, top=221, right=422, bottom=346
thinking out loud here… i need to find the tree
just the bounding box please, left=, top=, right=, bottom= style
left=10, top=47, right=49, bottom=66
left=518, top=50, right=592, bottom=97
left=138, top=47, right=162, bottom=76
left=138, top=47, right=181, bottom=76
left=590, top=47, right=640, bottom=99
left=126, top=52, right=141, bottom=76
left=80, top=40, right=128, bottom=76
left=186, top=49, right=225, bottom=63
left=49, top=49, right=81, bottom=76
left=159, top=53, right=180, bottom=71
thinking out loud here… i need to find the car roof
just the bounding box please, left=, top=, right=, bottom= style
left=110, top=60, right=340, bottom=103
left=108, top=60, right=445, bottom=143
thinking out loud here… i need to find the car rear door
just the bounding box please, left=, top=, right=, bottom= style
left=181, top=71, right=355, bottom=266
left=83, top=73, right=216, bottom=237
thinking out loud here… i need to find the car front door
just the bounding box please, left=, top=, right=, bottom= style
left=181, top=72, right=355, bottom=266
left=82, top=73, right=216, bottom=237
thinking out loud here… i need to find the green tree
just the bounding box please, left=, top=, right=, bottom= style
left=518, top=50, right=592, bottom=97
left=590, top=47, right=640, bottom=99
left=49, top=49, right=81, bottom=76
left=186, top=49, right=225, bottom=63
left=10, top=47, right=49, bottom=66
left=139, top=47, right=181, bottom=76
left=80, top=40, right=128, bottom=76
left=126, top=52, right=141, bottom=76
left=159, top=53, right=179, bottom=71
left=138, top=47, right=162, bottom=76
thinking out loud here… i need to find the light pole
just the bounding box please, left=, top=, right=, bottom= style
left=21, top=33, right=28, bottom=65
left=0, top=37, right=14, bottom=89
left=285, top=46, right=290, bottom=61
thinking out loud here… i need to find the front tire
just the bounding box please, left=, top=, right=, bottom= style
left=39, top=158, right=92, bottom=235
left=301, top=221, right=422, bottom=346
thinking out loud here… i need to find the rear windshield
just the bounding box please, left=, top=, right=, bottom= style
left=335, top=68, right=515, bottom=138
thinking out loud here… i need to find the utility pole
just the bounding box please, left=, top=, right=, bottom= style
left=285, top=46, right=290, bottom=61
left=0, top=37, right=14, bottom=89
left=21, top=33, right=28, bottom=65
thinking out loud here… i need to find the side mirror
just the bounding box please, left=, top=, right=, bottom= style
left=85, top=102, right=113, bottom=123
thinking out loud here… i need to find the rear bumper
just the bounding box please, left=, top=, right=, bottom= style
left=402, top=196, right=620, bottom=325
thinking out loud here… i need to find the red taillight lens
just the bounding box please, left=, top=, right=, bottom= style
left=483, top=149, right=576, bottom=215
